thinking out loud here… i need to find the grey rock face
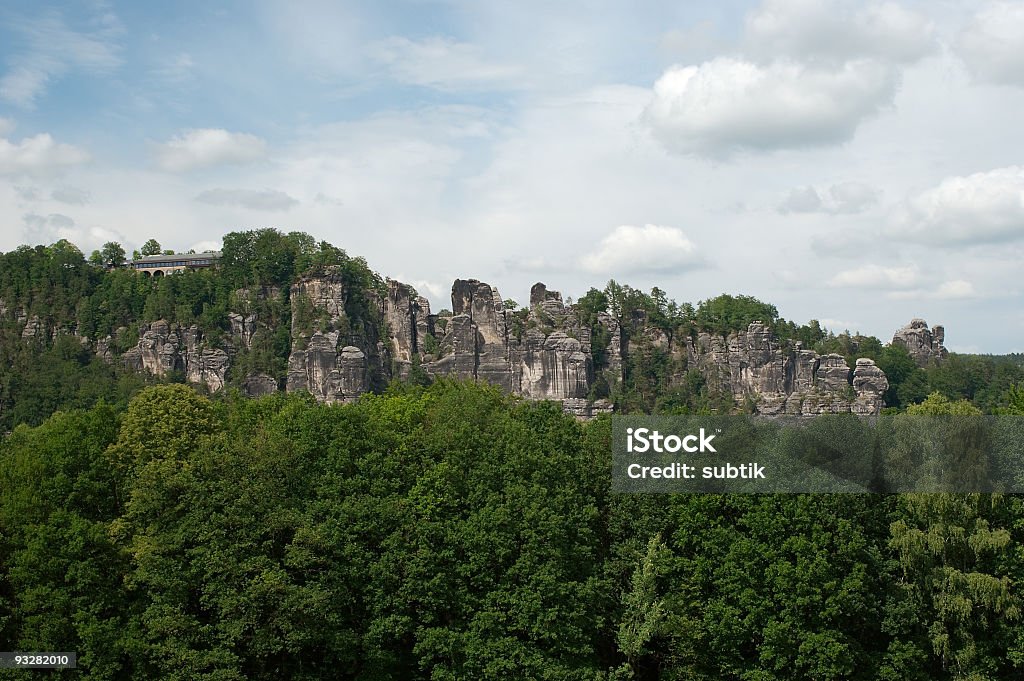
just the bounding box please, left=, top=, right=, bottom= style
left=95, top=336, right=115, bottom=363
left=686, top=322, right=887, bottom=415
left=243, top=373, right=278, bottom=397
left=121, top=320, right=229, bottom=391
left=852, top=358, right=888, bottom=415
left=287, top=333, right=369, bottom=403
left=98, top=270, right=892, bottom=416
left=21, top=315, right=45, bottom=341
left=514, top=330, right=591, bottom=400
left=285, top=267, right=388, bottom=402
left=382, top=279, right=433, bottom=380
left=228, top=312, right=259, bottom=350
left=891, top=318, right=948, bottom=366
left=420, top=279, right=602, bottom=414
left=453, top=279, right=513, bottom=389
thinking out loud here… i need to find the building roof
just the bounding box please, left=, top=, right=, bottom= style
left=131, top=251, right=221, bottom=265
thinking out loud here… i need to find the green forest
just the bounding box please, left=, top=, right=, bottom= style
left=1, top=233, right=1024, bottom=679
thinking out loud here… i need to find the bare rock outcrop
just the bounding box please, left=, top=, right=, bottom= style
left=852, top=358, right=888, bottom=415
left=243, top=373, right=278, bottom=397
left=95, top=335, right=115, bottom=363
left=891, top=318, right=947, bottom=366
left=21, top=315, right=45, bottom=341
left=687, top=321, right=887, bottom=416
left=121, top=320, right=229, bottom=391
left=285, top=267, right=386, bottom=403
left=382, top=279, right=433, bottom=380
left=419, top=279, right=604, bottom=414
left=287, top=332, right=368, bottom=403
left=228, top=312, right=259, bottom=350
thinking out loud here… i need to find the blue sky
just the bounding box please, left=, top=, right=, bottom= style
left=1, top=0, right=1023, bottom=352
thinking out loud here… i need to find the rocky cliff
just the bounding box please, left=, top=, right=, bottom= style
left=285, top=267, right=386, bottom=403
left=121, top=320, right=230, bottom=392
left=686, top=322, right=888, bottom=415
left=891, top=318, right=947, bottom=366
left=19, top=266, right=902, bottom=415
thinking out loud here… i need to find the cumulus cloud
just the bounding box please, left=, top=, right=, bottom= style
left=0, top=132, right=90, bottom=177
left=0, top=11, right=122, bottom=107
left=957, top=2, right=1024, bottom=87
left=154, top=129, right=266, bottom=172
left=22, top=212, right=122, bottom=250
left=643, top=58, right=896, bottom=156
left=893, top=166, right=1024, bottom=245
left=579, top=224, right=702, bottom=275
left=828, top=263, right=920, bottom=288
left=744, top=0, right=934, bottom=65
left=888, top=279, right=978, bottom=301
left=0, top=117, right=13, bottom=136
left=779, top=181, right=879, bottom=214
left=372, top=37, right=524, bottom=90
left=195, top=188, right=299, bottom=211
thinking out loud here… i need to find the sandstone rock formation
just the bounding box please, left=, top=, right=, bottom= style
left=37, top=262, right=889, bottom=416
left=686, top=322, right=888, bottom=416
left=382, top=278, right=432, bottom=380
left=21, top=315, right=45, bottom=341
left=242, top=373, right=278, bottom=397
left=287, top=333, right=368, bottom=403
left=284, top=267, right=385, bottom=403
left=891, top=318, right=947, bottom=366
left=228, top=312, right=259, bottom=350
left=122, top=320, right=229, bottom=391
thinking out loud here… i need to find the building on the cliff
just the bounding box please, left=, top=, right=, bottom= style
left=131, top=251, right=222, bottom=277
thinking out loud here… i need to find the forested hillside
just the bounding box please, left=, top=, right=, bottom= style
left=1, top=382, right=1022, bottom=679
left=1, top=233, right=1024, bottom=679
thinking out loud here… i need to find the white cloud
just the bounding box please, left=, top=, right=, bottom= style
left=372, top=36, right=524, bottom=90
left=195, top=188, right=299, bottom=211
left=828, top=263, right=920, bottom=288
left=829, top=181, right=881, bottom=213
left=580, top=224, right=702, bottom=275
left=819, top=317, right=860, bottom=331
left=745, top=0, right=934, bottom=65
left=22, top=212, right=123, bottom=251
left=643, top=58, right=896, bottom=156
left=888, top=279, right=978, bottom=301
left=780, top=181, right=879, bottom=214
left=0, top=132, right=90, bottom=177
left=504, top=256, right=563, bottom=274
left=893, top=166, right=1024, bottom=245
left=0, top=11, right=122, bottom=107
left=399, top=278, right=446, bottom=301
left=779, top=185, right=823, bottom=213
left=51, top=186, right=90, bottom=205
left=0, top=117, right=13, bottom=136
left=190, top=240, right=221, bottom=253
left=154, top=129, right=266, bottom=172
left=936, top=280, right=976, bottom=299
left=957, top=2, right=1024, bottom=87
